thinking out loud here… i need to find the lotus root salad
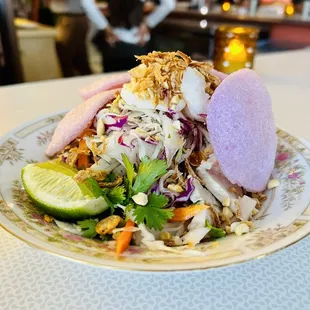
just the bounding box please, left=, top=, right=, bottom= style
left=21, top=51, right=279, bottom=255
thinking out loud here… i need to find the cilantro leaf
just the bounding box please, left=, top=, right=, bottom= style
left=101, top=188, right=109, bottom=195
left=121, top=154, right=135, bottom=200
left=99, top=234, right=111, bottom=241
left=77, top=219, right=98, bottom=238
left=107, top=185, right=126, bottom=204
left=133, top=193, right=173, bottom=231
left=105, top=172, right=116, bottom=182
left=101, top=190, right=115, bottom=214
left=123, top=177, right=131, bottom=205
left=132, top=157, right=167, bottom=194
left=125, top=203, right=134, bottom=214
left=205, top=220, right=226, bottom=239
left=121, top=154, right=135, bottom=187
left=147, top=193, right=169, bottom=208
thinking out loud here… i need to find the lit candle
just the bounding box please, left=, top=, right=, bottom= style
left=213, top=26, right=259, bottom=74
left=285, top=4, right=295, bottom=16
left=222, top=2, right=231, bottom=12
left=225, top=39, right=247, bottom=62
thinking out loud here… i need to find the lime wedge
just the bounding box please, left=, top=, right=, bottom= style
left=21, top=162, right=108, bottom=220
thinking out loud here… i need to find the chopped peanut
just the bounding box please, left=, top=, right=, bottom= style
left=44, top=214, right=54, bottom=223
left=267, top=179, right=280, bottom=189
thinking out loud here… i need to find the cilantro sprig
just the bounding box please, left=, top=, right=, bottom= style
left=75, top=154, right=171, bottom=239
left=100, top=154, right=171, bottom=231
left=101, top=185, right=126, bottom=214
left=121, top=154, right=168, bottom=196
left=107, top=186, right=126, bottom=204
left=133, top=193, right=174, bottom=231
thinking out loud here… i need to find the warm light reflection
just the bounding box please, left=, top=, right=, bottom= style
left=285, top=4, right=294, bottom=16
left=222, top=2, right=231, bottom=12
left=227, top=39, right=245, bottom=56
left=213, top=26, right=258, bottom=74
left=232, top=27, right=247, bottom=34
left=200, top=6, right=209, bottom=15
left=200, top=19, right=208, bottom=28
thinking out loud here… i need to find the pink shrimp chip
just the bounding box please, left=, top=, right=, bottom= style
left=46, top=89, right=119, bottom=157
left=79, top=72, right=131, bottom=100
left=207, top=69, right=277, bottom=192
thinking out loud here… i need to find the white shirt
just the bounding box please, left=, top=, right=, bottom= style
left=50, top=0, right=176, bottom=44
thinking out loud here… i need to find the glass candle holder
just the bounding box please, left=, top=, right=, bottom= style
left=222, top=2, right=231, bottom=13
left=213, top=25, right=259, bottom=74
left=285, top=4, right=295, bottom=16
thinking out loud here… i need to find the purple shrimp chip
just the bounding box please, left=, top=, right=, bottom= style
left=207, top=69, right=277, bottom=192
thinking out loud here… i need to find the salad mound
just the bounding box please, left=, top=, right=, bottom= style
left=22, top=51, right=277, bottom=256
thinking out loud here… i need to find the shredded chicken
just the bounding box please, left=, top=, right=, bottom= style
left=190, top=62, right=220, bottom=95
left=185, top=159, right=203, bottom=183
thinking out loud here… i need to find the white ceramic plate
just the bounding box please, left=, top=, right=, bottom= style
left=0, top=113, right=309, bottom=271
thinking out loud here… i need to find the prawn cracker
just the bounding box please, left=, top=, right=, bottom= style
left=207, top=69, right=277, bottom=192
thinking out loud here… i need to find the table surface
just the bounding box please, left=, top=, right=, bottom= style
left=1, top=49, right=310, bottom=310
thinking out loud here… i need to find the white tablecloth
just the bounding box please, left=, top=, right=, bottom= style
left=1, top=49, right=310, bottom=310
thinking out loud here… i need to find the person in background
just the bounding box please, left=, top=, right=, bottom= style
left=90, top=0, right=176, bottom=72
left=12, top=0, right=29, bottom=17
left=48, top=0, right=112, bottom=78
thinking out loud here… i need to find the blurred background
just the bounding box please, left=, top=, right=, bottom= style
left=1, top=0, right=309, bottom=85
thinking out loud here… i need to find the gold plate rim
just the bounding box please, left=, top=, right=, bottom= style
left=1, top=219, right=309, bottom=273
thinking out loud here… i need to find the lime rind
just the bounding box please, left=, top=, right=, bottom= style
left=21, top=163, right=108, bottom=221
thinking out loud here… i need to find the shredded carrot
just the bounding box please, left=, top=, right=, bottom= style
left=77, top=139, right=89, bottom=169
left=169, top=204, right=210, bottom=222
left=115, top=220, right=135, bottom=255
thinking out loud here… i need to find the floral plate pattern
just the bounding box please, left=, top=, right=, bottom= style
left=0, top=113, right=309, bottom=271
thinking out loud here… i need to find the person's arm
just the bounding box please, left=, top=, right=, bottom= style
left=145, top=0, right=176, bottom=29
left=80, top=0, right=109, bottom=30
